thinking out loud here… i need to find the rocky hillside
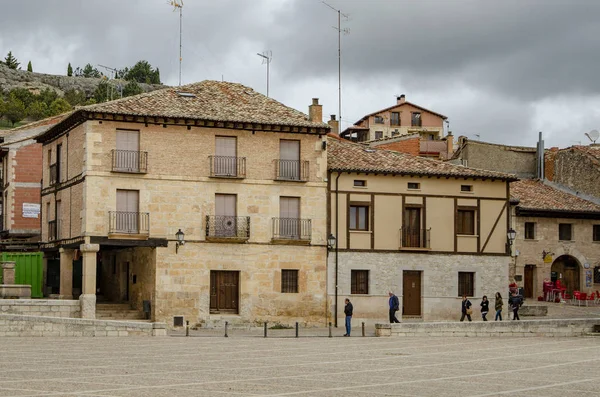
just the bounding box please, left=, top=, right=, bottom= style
left=0, top=63, right=164, bottom=97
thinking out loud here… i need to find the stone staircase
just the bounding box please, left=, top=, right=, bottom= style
left=96, top=303, right=148, bottom=322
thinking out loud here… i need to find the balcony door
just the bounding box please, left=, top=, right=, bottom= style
left=215, top=194, right=236, bottom=237
left=116, top=190, right=139, bottom=233
left=116, top=130, right=140, bottom=172
left=280, top=140, right=300, bottom=180
left=279, top=197, right=300, bottom=238
left=215, top=136, right=237, bottom=176
left=403, top=207, right=421, bottom=247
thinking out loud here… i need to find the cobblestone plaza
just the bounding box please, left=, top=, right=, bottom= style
left=0, top=334, right=598, bottom=396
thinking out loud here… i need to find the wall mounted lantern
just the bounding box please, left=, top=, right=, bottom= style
left=507, top=228, right=516, bottom=245
left=175, top=229, right=185, bottom=254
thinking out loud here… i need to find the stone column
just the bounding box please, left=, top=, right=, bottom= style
left=1, top=261, right=16, bottom=285
left=79, top=243, right=100, bottom=319
left=59, top=248, right=74, bottom=299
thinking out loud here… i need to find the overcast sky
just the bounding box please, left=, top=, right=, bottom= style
left=2, top=0, right=600, bottom=148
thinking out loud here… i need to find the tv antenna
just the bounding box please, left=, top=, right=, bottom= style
left=585, top=129, right=599, bottom=144
left=257, top=51, right=272, bottom=97
left=322, top=1, right=349, bottom=132
left=97, top=64, right=120, bottom=100
left=168, top=0, right=184, bottom=86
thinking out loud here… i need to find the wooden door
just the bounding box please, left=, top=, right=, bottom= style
left=116, top=190, right=139, bottom=233
left=116, top=130, right=140, bottom=171
left=210, top=271, right=239, bottom=313
left=279, top=197, right=300, bottom=238
left=402, top=271, right=421, bottom=316
left=524, top=265, right=535, bottom=298
left=215, top=136, right=237, bottom=176
left=563, top=267, right=579, bottom=295
left=280, top=140, right=300, bottom=180
left=403, top=207, right=421, bottom=247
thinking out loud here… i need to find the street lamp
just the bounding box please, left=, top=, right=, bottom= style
left=175, top=229, right=185, bottom=254
left=507, top=228, right=516, bottom=245
left=327, top=233, right=336, bottom=251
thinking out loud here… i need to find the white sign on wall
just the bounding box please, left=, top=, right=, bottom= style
left=22, top=203, right=40, bottom=218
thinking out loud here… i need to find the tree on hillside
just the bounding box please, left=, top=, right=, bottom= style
left=4, top=51, right=20, bottom=70
left=67, top=63, right=73, bottom=77
left=124, top=60, right=161, bottom=84
left=81, top=63, right=102, bottom=78
left=27, top=61, right=33, bottom=72
left=27, top=101, right=48, bottom=120
left=47, top=98, right=72, bottom=116
left=8, top=88, right=35, bottom=109
left=0, top=97, right=6, bottom=119
left=4, top=95, right=26, bottom=125
left=123, top=81, right=143, bottom=97
left=63, top=89, right=87, bottom=106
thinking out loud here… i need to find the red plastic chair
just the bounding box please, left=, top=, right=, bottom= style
left=579, top=293, right=588, bottom=306
left=586, top=293, right=596, bottom=306
left=572, top=291, right=581, bottom=305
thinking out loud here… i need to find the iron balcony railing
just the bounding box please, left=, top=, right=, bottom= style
left=274, top=160, right=309, bottom=182
left=209, top=156, right=246, bottom=178
left=205, top=215, right=250, bottom=239
left=112, top=150, right=148, bottom=173
left=48, top=220, right=58, bottom=241
left=272, top=218, right=311, bottom=241
left=49, top=163, right=57, bottom=185
left=109, top=211, right=149, bottom=235
left=400, top=227, right=431, bottom=249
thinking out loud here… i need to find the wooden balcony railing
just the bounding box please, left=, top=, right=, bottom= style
left=272, top=218, right=311, bottom=241
left=112, top=150, right=148, bottom=173
left=400, top=227, right=430, bottom=249
left=274, top=160, right=309, bottom=182
left=209, top=156, right=246, bottom=178
left=109, top=211, right=149, bottom=235
left=49, top=163, right=57, bottom=185
left=205, top=215, right=250, bottom=240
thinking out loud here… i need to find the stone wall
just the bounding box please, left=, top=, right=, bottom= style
left=455, top=140, right=537, bottom=178
left=328, top=252, right=509, bottom=324
left=0, top=299, right=80, bottom=317
left=551, top=146, right=600, bottom=199
left=375, top=318, right=599, bottom=337
left=0, top=314, right=166, bottom=337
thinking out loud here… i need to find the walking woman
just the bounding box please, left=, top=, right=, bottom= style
left=495, top=292, right=503, bottom=321
left=480, top=295, right=489, bottom=321
left=460, top=295, right=472, bottom=322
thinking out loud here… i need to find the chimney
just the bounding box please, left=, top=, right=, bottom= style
left=308, top=98, right=323, bottom=123
left=327, top=114, right=339, bottom=135
left=397, top=94, right=406, bottom=105
left=446, top=131, right=454, bottom=156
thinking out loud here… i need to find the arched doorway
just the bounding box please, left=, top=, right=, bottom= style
left=551, top=255, right=580, bottom=294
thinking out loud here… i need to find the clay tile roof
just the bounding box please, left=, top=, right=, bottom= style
left=82, top=80, right=328, bottom=129
left=0, top=113, right=72, bottom=145
left=510, top=179, right=600, bottom=213
left=327, top=137, right=516, bottom=180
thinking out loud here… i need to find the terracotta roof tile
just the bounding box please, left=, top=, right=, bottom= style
left=0, top=113, right=71, bottom=145
left=82, top=80, right=328, bottom=129
left=327, top=137, right=516, bottom=180
left=510, top=179, right=600, bottom=213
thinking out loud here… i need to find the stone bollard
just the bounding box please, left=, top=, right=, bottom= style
left=1, top=261, right=16, bottom=285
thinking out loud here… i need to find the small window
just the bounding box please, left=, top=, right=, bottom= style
left=350, top=205, right=369, bottom=231
left=173, top=316, right=184, bottom=327
left=390, top=112, right=400, bottom=126
left=594, top=266, right=600, bottom=284
left=374, top=116, right=384, bottom=124
left=461, top=185, right=473, bottom=192
left=593, top=225, right=600, bottom=242
left=351, top=270, right=369, bottom=294
left=375, top=131, right=383, bottom=140
left=411, top=112, right=422, bottom=127
left=353, top=180, right=366, bottom=187
left=458, top=272, right=474, bottom=297
left=407, top=182, right=420, bottom=190
left=281, top=270, right=299, bottom=293
left=559, top=224, right=572, bottom=241
left=524, top=222, right=536, bottom=240
left=457, top=209, right=475, bottom=235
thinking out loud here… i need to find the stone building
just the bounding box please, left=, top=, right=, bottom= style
left=327, top=136, right=516, bottom=324
left=0, top=114, right=67, bottom=250
left=365, top=132, right=455, bottom=160
left=340, top=95, right=447, bottom=142
left=545, top=144, right=600, bottom=202
left=510, top=179, right=600, bottom=299
left=35, top=81, right=330, bottom=327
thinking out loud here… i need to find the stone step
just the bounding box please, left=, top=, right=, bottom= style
left=96, top=304, right=132, bottom=310
left=99, top=318, right=152, bottom=323
left=97, top=311, right=146, bottom=320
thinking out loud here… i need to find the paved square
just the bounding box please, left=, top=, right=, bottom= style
left=0, top=334, right=599, bottom=396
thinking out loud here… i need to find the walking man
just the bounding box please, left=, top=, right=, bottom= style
left=343, top=298, right=353, bottom=336
left=389, top=291, right=400, bottom=323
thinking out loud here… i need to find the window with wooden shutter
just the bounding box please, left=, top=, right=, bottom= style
left=215, top=194, right=237, bottom=237
left=525, top=222, right=536, bottom=240
left=279, top=140, right=300, bottom=180
left=351, top=270, right=369, bottom=294
left=115, top=130, right=140, bottom=172
left=279, top=197, right=300, bottom=238
left=214, top=136, right=237, bottom=176
left=116, top=190, right=140, bottom=233
left=281, top=270, right=299, bottom=293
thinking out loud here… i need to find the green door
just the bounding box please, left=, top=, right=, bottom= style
left=1, top=252, right=44, bottom=298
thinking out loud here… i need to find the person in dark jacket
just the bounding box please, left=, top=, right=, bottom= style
left=495, top=292, right=503, bottom=321
left=509, top=292, right=521, bottom=320
left=388, top=292, right=400, bottom=323
left=343, top=298, right=353, bottom=336
left=460, top=295, right=472, bottom=322
left=480, top=295, right=489, bottom=321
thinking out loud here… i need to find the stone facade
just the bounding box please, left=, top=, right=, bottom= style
left=546, top=145, right=600, bottom=200
left=0, top=299, right=80, bottom=318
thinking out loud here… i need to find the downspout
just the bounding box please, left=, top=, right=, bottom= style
left=66, top=132, right=71, bottom=238
left=334, top=171, right=341, bottom=328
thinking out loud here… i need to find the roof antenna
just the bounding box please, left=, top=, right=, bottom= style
left=168, top=0, right=184, bottom=86
left=585, top=129, right=599, bottom=144
left=257, top=51, right=272, bottom=97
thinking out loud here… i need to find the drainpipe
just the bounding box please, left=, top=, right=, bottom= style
left=334, top=171, right=341, bottom=328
